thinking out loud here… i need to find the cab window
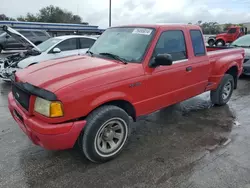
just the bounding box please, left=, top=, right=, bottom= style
left=154, top=30, right=187, bottom=61
left=228, top=28, right=237, bottom=34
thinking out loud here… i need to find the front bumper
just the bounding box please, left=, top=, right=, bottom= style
left=0, top=65, right=19, bottom=82
left=8, top=92, right=87, bottom=150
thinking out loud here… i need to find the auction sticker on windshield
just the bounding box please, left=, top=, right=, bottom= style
left=132, top=28, right=152, bottom=35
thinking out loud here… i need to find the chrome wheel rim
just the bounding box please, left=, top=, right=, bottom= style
left=217, top=41, right=223, bottom=46
left=222, top=81, right=232, bottom=100
left=94, top=118, right=128, bottom=157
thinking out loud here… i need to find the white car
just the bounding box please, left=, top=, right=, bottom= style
left=17, top=35, right=97, bottom=68
left=0, top=26, right=97, bottom=81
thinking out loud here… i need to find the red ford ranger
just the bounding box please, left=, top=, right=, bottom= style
left=8, top=24, right=244, bottom=163
left=211, top=26, right=248, bottom=46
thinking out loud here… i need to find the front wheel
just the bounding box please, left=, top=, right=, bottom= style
left=79, top=105, right=130, bottom=163
left=210, top=74, right=234, bottom=106
left=208, top=39, right=215, bottom=46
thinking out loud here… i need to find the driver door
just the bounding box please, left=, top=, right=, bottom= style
left=141, top=29, right=189, bottom=114
left=227, top=28, right=237, bottom=42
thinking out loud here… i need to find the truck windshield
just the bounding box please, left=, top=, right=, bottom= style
left=89, top=27, right=155, bottom=63
left=231, top=35, right=250, bottom=47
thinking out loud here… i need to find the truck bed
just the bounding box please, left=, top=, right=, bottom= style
left=206, top=46, right=244, bottom=59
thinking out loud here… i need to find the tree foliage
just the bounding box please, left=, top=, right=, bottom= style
left=16, top=5, right=82, bottom=23
left=0, top=14, right=16, bottom=21
left=190, top=21, right=222, bottom=34
left=223, top=23, right=244, bottom=31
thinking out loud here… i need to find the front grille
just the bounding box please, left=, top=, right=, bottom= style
left=12, top=84, right=30, bottom=111
left=244, top=59, right=249, bottom=63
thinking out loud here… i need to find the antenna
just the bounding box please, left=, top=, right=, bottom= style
left=109, top=0, right=111, bottom=27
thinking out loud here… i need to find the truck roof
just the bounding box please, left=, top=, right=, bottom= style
left=111, top=23, right=201, bottom=30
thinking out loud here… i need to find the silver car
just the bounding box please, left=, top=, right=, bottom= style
left=0, top=29, right=50, bottom=53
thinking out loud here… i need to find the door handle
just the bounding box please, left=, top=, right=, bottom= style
left=186, top=66, right=192, bottom=72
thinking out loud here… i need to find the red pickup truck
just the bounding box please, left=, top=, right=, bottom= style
left=208, top=26, right=248, bottom=46
left=8, top=24, right=244, bottom=163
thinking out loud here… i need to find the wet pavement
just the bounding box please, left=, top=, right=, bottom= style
left=1, top=72, right=250, bottom=188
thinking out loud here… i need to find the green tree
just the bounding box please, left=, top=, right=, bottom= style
left=17, top=13, right=38, bottom=22
left=0, top=14, right=16, bottom=21
left=223, top=23, right=244, bottom=31
left=200, top=22, right=222, bottom=34
left=17, top=5, right=82, bottom=23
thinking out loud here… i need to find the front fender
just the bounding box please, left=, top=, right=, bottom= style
left=89, top=91, right=134, bottom=110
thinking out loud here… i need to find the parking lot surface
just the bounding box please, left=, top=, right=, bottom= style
left=1, top=54, right=250, bottom=187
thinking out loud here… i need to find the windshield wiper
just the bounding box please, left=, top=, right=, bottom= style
left=99, top=52, right=127, bottom=64
left=86, top=50, right=94, bottom=57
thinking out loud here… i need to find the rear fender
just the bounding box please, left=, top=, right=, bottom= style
left=209, top=54, right=242, bottom=90
left=215, top=37, right=225, bottom=43
left=212, top=54, right=241, bottom=76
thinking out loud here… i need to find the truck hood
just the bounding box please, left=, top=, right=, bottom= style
left=15, top=55, right=126, bottom=92
left=2, top=25, right=41, bottom=53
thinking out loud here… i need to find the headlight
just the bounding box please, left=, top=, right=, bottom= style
left=34, top=97, right=64, bottom=117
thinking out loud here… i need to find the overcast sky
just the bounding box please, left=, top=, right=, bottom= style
left=1, top=0, right=250, bottom=28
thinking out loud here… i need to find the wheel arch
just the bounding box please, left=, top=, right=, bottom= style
left=94, top=99, right=136, bottom=122
left=215, top=38, right=226, bottom=45
left=225, top=65, right=238, bottom=89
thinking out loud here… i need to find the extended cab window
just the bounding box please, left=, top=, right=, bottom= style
left=190, top=30, right=206, bottom=56
left=154, top=30, right=187, bottom=61
left=54, top=38, right=77, bottom=51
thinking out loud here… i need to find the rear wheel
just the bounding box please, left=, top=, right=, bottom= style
left=215, top=39, right=225, bottom=46
left=79, top=105, right=130, bottom=163
left=210, top=74, right=234, bottom=106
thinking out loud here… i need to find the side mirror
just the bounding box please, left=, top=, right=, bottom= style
left=52, top=47, right=61, bottom=53
left=149, top=54, right=173, bottom=68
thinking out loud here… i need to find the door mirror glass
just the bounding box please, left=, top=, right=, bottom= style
left=149, top=54, right=173, bottom=68
left=52, top=47, right=61, bottom=53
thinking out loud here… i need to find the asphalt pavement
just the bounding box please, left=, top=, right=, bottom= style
left=1, top=53, right=250, bottom=187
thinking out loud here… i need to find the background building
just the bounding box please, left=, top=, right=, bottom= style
left=0, top=21, right=105, bottom=37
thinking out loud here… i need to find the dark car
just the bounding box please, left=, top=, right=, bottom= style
left=0, top=29, right=50, bottom=53
left=229, top=34, right=250, bottom=76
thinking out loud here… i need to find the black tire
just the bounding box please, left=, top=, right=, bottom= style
left=210, top=74, right=234, bottom=106
left=208, top=39, right=215, bottom=46
left=215, top=39, right=225, bottom=46
left=79, top=105, right=130, bottom=163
